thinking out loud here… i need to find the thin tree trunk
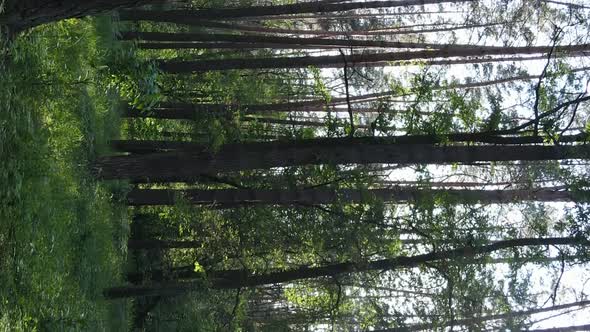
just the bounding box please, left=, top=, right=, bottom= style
left=94, top=141, right=590, bottom=182
left=128, top=238, right=423, bottom=250
left=129, top=18, right=494, bottom=37
left=128, top=254, right=578, bottom=285
left=366, top=53, right=586, bottom=69
left=109, top=133, right=588, bottom=154
left=375, top=300, right=590, bottom=332
left=236, top=10, right=465, bottom=21
left=379, top=180, right=556, bottom=188
left=526, top=324, right=590, bottom=332
left=110, top=140, right=205, bottom=154
left=120, top=31, right=494, bottom=50
left=137, top=42, right=340, bottom=50
left=206, top=21, right=515, bottom=37
left=103, top=236, right=590, bottom=297
left=125, top=187, right=579, bottom=206
left=242, top=116, right=375, bottom=129
left=119, top=0, right=472, bottom=21
left=158, top=44, right=590, bottom=72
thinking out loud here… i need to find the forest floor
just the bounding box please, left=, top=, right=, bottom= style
left=0, top=16, right=133, bottom=331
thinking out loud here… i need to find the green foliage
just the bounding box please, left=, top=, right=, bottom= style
left=483, top=89, right=504, bottom=131
left=102, top=48, right=162, bottom=110
left=309, top=66, right=331, bottom=103
left=0, top=16, right=130, bottom=331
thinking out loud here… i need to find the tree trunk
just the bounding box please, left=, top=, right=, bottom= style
left=120, top=31, right=494, bottom=50
left=375, top=300, right=590, bottom=332
left=128, top=238, right=422, bottom=250
left=368, top=53, right=585, bottom=69
left=1, top=0, right=160, bottom=31
left=137, top=42, right=340, bottom=50
left=110, top=140, right=205, bottom=154
left=242, top=116, right=375, bottom=129
left=125, top=187, right=579, bottom=206
left=238, top=10, right=465, bottom=21
left=94, top=141, right=590, bottom=182
left=126, top=254, right=579, bottom=285
left=182, top=20, right=509, bottom=38
left=156, top=18, right=490, bottom=37
left=158, top=44, right=590, bottom=72
left=103, top=236, right=590, bottom=297
left=119, top=0, right=472, bottom=21
left=109, top=133, right=589, bottom=155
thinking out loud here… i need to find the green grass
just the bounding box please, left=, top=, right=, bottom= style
left=0, top=16, right=132, bottom=331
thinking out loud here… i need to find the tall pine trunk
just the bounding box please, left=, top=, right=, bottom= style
left=119, top=0, right=472, bottom=21
left=120, top=31, right=493, bottom=50
left=125, top=187, right=579, bottom=206
left=376, top=300, right=590, bottom=332
left=103, top=236, right=590, bottom=297
left=158, top=44, right=590, bottom=72
left=94, top=140, right=590, bottom=182
left=109, top=134, right=588, bottom=154
left=125, top=19, right=499, bottom=38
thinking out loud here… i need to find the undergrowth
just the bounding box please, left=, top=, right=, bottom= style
left=0, top=16, right=132, bottom=331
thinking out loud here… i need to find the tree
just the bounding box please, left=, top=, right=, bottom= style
left=103, top=236, right=590, bottom=297
left=99, top=1, right=590, bottom=329
left=119, top=31, right=496, bottom=50
left=1, top=0, right=160, bottom=32
left=119, top=0, right=472, bottom=22
left=158, top=44, right=590, bottom=72
left=372, top=300, right=590, bottom=331
left=95, top=141, right=590, bottom=182
left=125, top=187, right=580, bottom=206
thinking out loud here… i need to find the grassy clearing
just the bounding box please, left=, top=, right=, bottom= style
left=0, top=16, right=132, bottom=331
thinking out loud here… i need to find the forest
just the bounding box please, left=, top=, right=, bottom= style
left=2, top=0, right=590, bottom=331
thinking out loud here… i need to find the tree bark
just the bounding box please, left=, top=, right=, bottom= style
left=137, top=42, right=341, bottom=50
left=125, top=254, right=580, bottom=284
left=238, top=10, right=465, bottom=21
left=128, top=19, right=499, bottom=38
left=94, top=141, right=590, bottom=182
left=110, top=140, right=206, bottom=154
left=1, top=0, right=160, bottom=31
left=183, top=20, right=509, bottom=38
left=119, top=0, right=472, bottom=21
left=120, top=31, right=494, bottom=50
left=158, top=44, right=590, bottom=72
left=242, top=116, right=375, bottom=129
left=374, top=300, right=590, bottom=332
left=103, top=236, right=590, bottom=297
left=125, top=187, right=579, bottom=206
left=109, top=133, right=589, bottom=155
